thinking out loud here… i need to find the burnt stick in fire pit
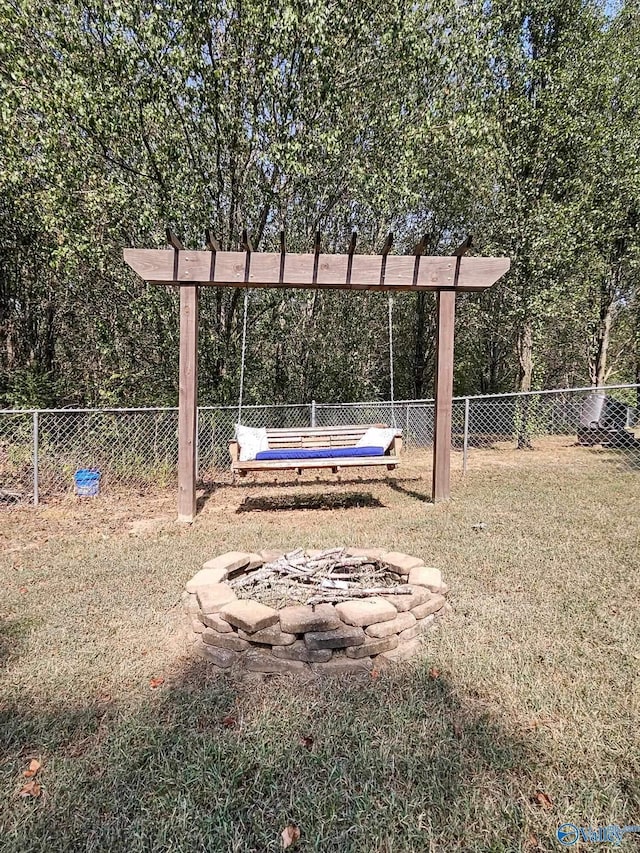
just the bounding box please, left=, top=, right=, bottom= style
left=306, top=585, right=414, bottom=605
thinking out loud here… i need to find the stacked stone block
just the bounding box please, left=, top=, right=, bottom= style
left=183, top=549, right=449, bottom=674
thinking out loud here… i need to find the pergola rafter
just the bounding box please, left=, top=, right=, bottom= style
left=123, top=231, right=510, bottom=522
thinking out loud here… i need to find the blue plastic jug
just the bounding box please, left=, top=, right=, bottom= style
left=74, top=468, right=101, bottom=496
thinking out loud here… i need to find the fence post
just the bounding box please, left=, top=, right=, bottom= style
left=310, top=399, right=316, bottom=427
left=195, top=408, right=200, bottom=481
left=462, top=397, right=470, bottom=475
left=405, top=404, right=410, bottom=447
left=32, top=411, right=39, bottom=506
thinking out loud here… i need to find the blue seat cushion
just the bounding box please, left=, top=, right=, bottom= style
left=255, top=446, right=386, bottom=461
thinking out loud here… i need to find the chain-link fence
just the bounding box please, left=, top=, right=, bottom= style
left=1, top=384, right=638, bottom=505
left=455, top=385, right=640, bottom=462
left=313, top=385, right=640, bottom=468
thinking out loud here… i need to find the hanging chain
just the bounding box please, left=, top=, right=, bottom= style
left=388, top=294, right=397, bottom=428
left=237, top=288, right=249, bottom=425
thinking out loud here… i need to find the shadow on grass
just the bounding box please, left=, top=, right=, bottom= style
left=386, top=479, right=433, bottom=504
left=0, top=655, right=547, bottom=852
left=236, top=491, right=385, bottom=513
left=0, top=618, right=30, bottom=670
left=586, top=444, right=640, bottom=473
left=195, top=473, right=422, bottom=513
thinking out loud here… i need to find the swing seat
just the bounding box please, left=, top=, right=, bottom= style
left=229, top=424, right=402, bottom=475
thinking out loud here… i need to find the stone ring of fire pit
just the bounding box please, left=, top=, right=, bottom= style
left=183, top=548, right=449, bottom=675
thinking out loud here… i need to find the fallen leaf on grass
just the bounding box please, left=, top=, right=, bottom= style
left=527, top=832, right=539, bottom=849
left=222, top=715, right=236, bottom=728
left=281, top=823, right=301, bottom=849
left=452, top=720, right=463, bottom=739
left=19, top=780, right=41, bottom=798
left=23, top=759, right=41, bottom=778
left=300, top=735, right=313, bottom=750
left=370, top=668, right=380, bottom=679
left=149, top=677, right=164, bottom=689
left=18, top=587, right=28, bottom=594
left=531, top=790, right=553, bottom=809
left=428, top=667, right=441, bottom=680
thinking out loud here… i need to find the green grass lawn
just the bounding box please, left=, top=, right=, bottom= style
left=1, top=450, right=639, bottom=851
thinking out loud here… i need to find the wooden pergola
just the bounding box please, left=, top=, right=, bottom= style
left=124, top=231, right=510, bottom=522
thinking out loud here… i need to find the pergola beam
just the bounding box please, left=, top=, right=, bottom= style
left=123, top=248, right=509, bottom=292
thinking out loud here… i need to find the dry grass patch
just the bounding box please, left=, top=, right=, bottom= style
left=0, top=448, right=639, bottom=851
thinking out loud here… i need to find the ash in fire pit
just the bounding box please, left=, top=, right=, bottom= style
left=183, top=548, right=449, bottom=675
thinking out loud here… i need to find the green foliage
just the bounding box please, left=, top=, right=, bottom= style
left=0, top=0, right=638, bottom=407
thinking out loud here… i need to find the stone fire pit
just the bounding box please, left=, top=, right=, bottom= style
left=183, top=548, right=449, bottom=675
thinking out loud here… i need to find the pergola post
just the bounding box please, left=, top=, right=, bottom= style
left=432, top=290, right=456, bottom=502
left=177, top=284, right=199, bottom=522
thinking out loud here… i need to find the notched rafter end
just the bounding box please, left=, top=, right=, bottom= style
left=166, top=228, right=185, bottom=251
left=241, top=229, right=253, bottom=253
left=413, top=233, right=431, bottom=256
left=381, top=232, right=394, bottom=256
left=205, top=229, right=221, bottom=252
left=452, top=234, right=473, bottom=256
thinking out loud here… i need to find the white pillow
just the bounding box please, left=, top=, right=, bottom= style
left=235, top=424, right=269, bottom=461
left=355, top=427, right=398, bottom=451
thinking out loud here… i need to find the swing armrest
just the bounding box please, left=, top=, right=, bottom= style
left=229, top=441, right=240, bottom=464
left=389, top=433, right=403, bottom=456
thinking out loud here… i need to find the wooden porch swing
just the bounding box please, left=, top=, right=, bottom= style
left=228, top=236, right=403, bottom=476
left=124, top=229, right=509, bottom=522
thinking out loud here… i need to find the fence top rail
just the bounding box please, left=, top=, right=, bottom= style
left=198, top=403, right=310, bottom=412
left=0, top=383, right=637, bottom=416
left=0, top=406, right=180, bottom=415
left=314, top=383, right=640, bottom=407
left=453, top=382, right=639, bottom=403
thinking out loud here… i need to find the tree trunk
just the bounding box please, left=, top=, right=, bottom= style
left=589, top=265, right=620, bottom=387
left=517, top=322, right=534, bottom=393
